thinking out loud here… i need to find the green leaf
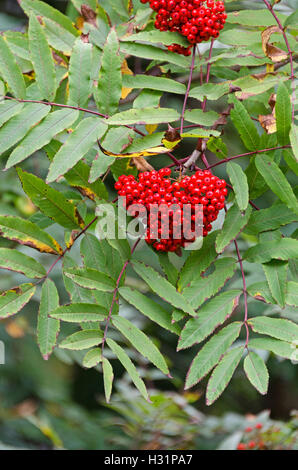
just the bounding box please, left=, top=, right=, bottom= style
left=244, top=238, right=298, bottom=263
left=62, top=255, right=96, bottom=304
left=184, top=109, right=219, bottom=126
left=230, top=98, right=259, bottom=151
left=112, top=315, right=169, bottom=375
left=131, top=260, right=196, bottom=317
left=0, top=283, right=36, bottom=319
left=122, top=74, right=186, bottom=95
left=183, top=258, right=237, bottom=310
left=106, top=107, right=180, bottom=126
left=244, top=203, right=297, bottom=236
left=0, top=100, right=23, bottom=127
left=290, top=124, right=298, bottom=162
left=49, top=303, right=107, bottom=322
left=263, top=260, right=288, bottom=308
left=21, top=0, right=78, bottom=36
left=82, top=348, right=102, bottom=368
left=68, top=37, right=93, bottom=107
left=81, top=234, right=123, bottom=283
left=0, top=215, right=63, bottom=255
left=189, top=82, right=230, bottom=101
left=248, top=317, right=298, bottom=343
left=245, top=160, right=267, bottom=200
left=216, top=204, right=252, bottom=253
left=185, top=322, right=242, bottom=389
left=285, top=281, right=298, bottom=307
left=17, top=169, right=84, bottom=230
left=5, top=108, right=79, bottom=169
left=102, top=357, right=114, bottom=403
left=95, top=28, right=122, bottom=116
left=227, top=162, right=249, bottom=211
left=283, top=149, right=298, bottom=176
left=42, top=17, right=77, bottom=54
left=284, top=10, right=298, bottom=27
left=46, top=117, right=107, bottom=182
left=64, top=268, right=115, bottom=292
left=119, top=286, right=180, bottom=335
left=206, top=346, right=244, bottom=405
left=3, top=31, right=30, bottom=60
left=178, top=230, right=218, bottom=290
left=37, top=279, right=60, bottom=360
left=157, top=252, right=179, bottom=286
left=107, top=338, right=149, bottom=401
left=275, top=82, right=291, bottom=146
left=249, top=338, right=295, bottom=360
left=0, top=36, right=26, bottom=98
left=28, top=13, right=56, bottom=101
left=59, top=329, right=103, bottom=350
left=120, top=42, right=190, bottom=68
left=247, top=281, right=275, bottom=304
left=244, top=351, right=268, bottom=395
left=0, top=247, right=46, bottom=278
left=227, top=9, right=287, bottom=27
left=65, top=160, right=108, bottom=201
left=0, top=103, right=50, bottom=156
left=122, top=30, right=189, bottom=47
left=255, top=155, right=298, bottom=216
left=178, top=290, right=241, bottom=350
left=207, top=137, right=227, bottom=159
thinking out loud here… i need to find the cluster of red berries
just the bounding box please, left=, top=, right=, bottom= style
left=115, top=167, right=227, bottom=253
left=140, top=0, right=227, bottom=55
left=237, top=423, right=264, bottom=451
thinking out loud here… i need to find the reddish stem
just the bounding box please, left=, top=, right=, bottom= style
left=208, top=145, right=291, bottom=170
left=262, top=0, right=296, bottom=121
left=180, top=45, right=197, bottom=135
left=101, top=238, right=141, bottom=353
left=201, top=39, right=214, bottom=112
left=42, top=216, right=99, bottom=281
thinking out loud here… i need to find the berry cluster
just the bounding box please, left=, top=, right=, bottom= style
left=237, top=423, right=264, bottom=451
left=115, top=168, right=227, bottom=253
left=140, top=0, right=227, bottom=55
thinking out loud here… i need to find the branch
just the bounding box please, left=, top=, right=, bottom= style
left=101, top=238, right=141, bottom=354
left=180, top=45, right=196, bottom=135
left=202, top=38, right=214, bottom=112
left=208, top=145, right=291, bottom=170
left=262, top=0, right=296, bottom=121
left=2, top=95, right=145, bottom=137
left=39, top=216, right=99, bottom=283
left=234, top=237, right=250, bottom=348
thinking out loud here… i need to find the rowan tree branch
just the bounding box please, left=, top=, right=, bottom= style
left=262, top=0, right=296, bottom=121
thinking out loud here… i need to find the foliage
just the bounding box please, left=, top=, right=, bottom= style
left=0, top=0, right=297, bottom=408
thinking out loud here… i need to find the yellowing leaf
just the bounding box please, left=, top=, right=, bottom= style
left=261, top=26, right=288, bottom=63
left=98, top=127, right=181, bottom=158
left=146, top=124, right=158, bottom=135
left=121, top=59, right=133, bottom=99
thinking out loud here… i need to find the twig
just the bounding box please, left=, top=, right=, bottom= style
left=262, top=0, right=296, bottom=121
left=234, top=237, right=250, bottom=348
left=180, top=45, right=196, bottom=135
left=40, top=216, right=99, bottom=282
left=202, top=38, right=214, bottom=112
left=101, top=238, right=141, bottom=353
left=2, top=95, right=145, bottom=138
left=208, top=145, right=291, bottom=170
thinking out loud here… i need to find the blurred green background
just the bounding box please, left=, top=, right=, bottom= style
left=0, top=0, right=297, bottom=450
